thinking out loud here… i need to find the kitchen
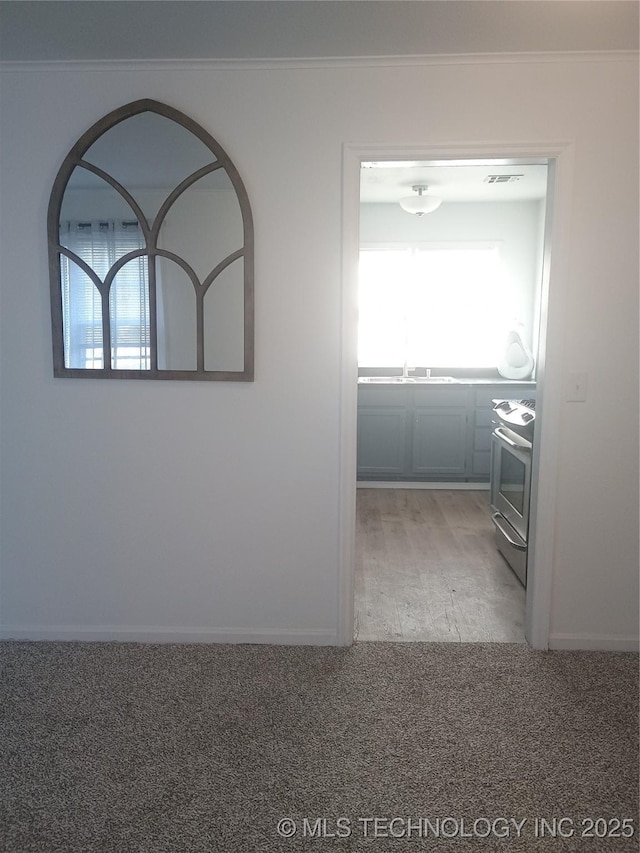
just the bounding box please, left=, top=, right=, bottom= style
left=355, top=159, right=547, bottom=643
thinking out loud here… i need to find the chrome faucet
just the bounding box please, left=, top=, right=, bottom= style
left=403, top=363, right=432, bottom=379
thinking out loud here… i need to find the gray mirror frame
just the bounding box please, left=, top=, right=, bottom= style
left=48, top=99, right=254, bottom=381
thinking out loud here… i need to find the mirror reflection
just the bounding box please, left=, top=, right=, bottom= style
left=204, top=258, right=245, bottom=372
left=82, top=112, right=216, bottom=206
left=156, top=258, right=196, bottom=371
left=49, top=100, right=254, bottom=380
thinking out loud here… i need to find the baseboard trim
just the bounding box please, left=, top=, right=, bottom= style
left=549, top=634, right=639, bottom=653
left=0, top=625, right=337, bottom=645
left=357, top=481, right=490, bottom=490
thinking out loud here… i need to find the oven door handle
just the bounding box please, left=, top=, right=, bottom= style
left=494, top=426, right=530, bottom=450
left=492, top=513, right=527, bottom=551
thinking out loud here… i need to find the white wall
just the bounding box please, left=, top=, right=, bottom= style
left=360, top=200, right=544, bottom=354
left=0, top=55, right=638, bottom=648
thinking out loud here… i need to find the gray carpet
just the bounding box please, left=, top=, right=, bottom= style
left=0, top=641, right=638, bottom=852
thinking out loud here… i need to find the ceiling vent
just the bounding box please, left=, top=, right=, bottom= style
left=484, top=174, right=524, bottom=184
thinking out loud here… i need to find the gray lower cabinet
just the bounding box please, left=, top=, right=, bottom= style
left=411, top=389, right=469, bottom=477
left=357, top=406, right=407, bottom=476
left=412, top=409, right=468, bottom=476
left=357, top=382, right=535, bottom=482
left=356, top=388, right=409, bottom=477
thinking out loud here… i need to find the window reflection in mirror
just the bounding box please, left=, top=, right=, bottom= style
left=48, top=100, right=254, bottom=380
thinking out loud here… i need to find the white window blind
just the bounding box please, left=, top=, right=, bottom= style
left=59, top=221, right=149, bottom=370
left=358, top=245, right=509, bottom=368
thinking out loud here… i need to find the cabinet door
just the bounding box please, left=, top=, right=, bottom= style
left=357, top=407, right=407, bottom=476
left=411, top=408, right=467, bottom=476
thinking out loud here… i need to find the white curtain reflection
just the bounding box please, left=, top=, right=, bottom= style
left=59, top=220, right=149, bottom=369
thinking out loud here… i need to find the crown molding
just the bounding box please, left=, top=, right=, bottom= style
left=1, top=50, right=638, bottom=74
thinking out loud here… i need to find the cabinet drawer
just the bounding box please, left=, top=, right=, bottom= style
left=474, top=389, right=501, bottom=407
left=413, top=388, right=469, bottom=408
left=358, top=388, right=409, bottom=407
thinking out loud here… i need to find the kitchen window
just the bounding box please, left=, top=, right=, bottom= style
left=358, top=244, right=510, bottom=368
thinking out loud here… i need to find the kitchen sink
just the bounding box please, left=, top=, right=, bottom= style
left=358, top=376, right=460, bottom=384
left=358, top=376, right=409, bottom=383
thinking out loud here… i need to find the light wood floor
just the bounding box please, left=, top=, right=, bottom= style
left=354, top=488, right=526, bottom=643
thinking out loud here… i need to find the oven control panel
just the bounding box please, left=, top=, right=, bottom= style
left=492, top=399, right=536, bottom=439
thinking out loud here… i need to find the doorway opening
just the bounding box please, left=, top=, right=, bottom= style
left=339, top=150, right=560, bottom=646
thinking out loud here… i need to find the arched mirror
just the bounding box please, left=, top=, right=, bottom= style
left=48, top=99, right=254, bottom=380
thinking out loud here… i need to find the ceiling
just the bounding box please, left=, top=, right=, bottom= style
left=1, top=1, right=637, bottom=62
left=360, top=162, right=548, bottom=204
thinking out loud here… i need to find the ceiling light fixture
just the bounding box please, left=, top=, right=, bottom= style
left=399, top=185, right=442, bottom=216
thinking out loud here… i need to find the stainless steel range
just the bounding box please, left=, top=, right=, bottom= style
left=490, top=398, right=536, bottom=586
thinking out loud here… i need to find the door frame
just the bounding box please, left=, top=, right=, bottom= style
left=337, top=141, right=575, bottom=648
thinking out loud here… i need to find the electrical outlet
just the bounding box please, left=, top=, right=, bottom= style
left=566, top=371, right=588, bottom=402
